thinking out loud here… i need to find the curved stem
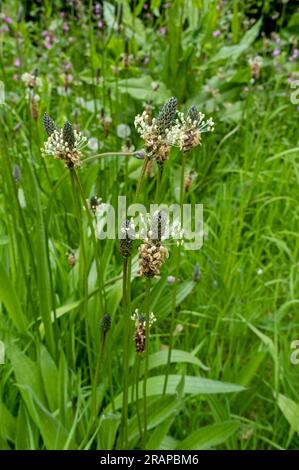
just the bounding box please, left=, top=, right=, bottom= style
left=163, top=152, right=186, bottom=394
left=83, top=150, right=142, bottom=164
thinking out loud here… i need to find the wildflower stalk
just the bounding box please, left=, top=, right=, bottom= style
left=155, top=165, right=163, bottom=203
left=69, top=169, right=93, bottom=373
left=86, top=315, right=113, bottom=441
left=143, top=277, right=151, bottom=446
left=135, top=353, right=143, bottom=442
left=91, top=326, right=105, bottom=415
left=83, top=150, right=143, bottom=164
left=163, top=151, right=187, bottom=394
left=71, top=170, right=108, bottom=414
left=47, top=151, right=142, bottom=215
left=72, top=170, right=106, bottom=314
left=121, top=256, right=130, bottom=449
left=135, top=156, right=150, bottom=203
left=127, top=154, right=150, bottom=447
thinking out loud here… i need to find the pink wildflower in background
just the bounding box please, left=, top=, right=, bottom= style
left=158, top=26, right=167, bottom=36
left=289, top=49, right=299, bottom=62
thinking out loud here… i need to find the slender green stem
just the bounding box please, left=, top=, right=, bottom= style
left=134, top=156, right=150, bottom=204
left=155, top=164, right=163, bottom=204
left=124, top=154, right=149, bottom=447
left=72, top=170, right=106, bottom=313
left=121, top=257, right=130, bottom=449
left=70, top=169, right=93, bottom=373
left=135, top=353, right=143, bottom=444
left=163, top=152, right=187, bottom=394
left=108, top=339, right=116, bottom=414
left=83, top=151, right=140, bottom=164
left=143, top=277, right=151, bottom=447
left=92, top=332, right=105, bottom=415
left=72, top=170, right=109, bottom=416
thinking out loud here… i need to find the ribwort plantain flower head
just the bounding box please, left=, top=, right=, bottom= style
left=89, top=195, right=101, bottom=215
left=155, top=96, right=177, bottom=136
left=41, top=114, right=87, bottom=168
left=12, top=164, right=21, bottom=183
left=248, top=56, right=262, bottom=81
left=119, top=219, right=134, bottom=258
left=42, top=113, right=57, bottom=136
left=134, top=96, right=177, bottom=165
left=149, top=210, right=167, bottom=242
left=168, top=106, right=214, bottom=153
left=100, top=313, right=112, bottom=334
left=67, top=251, right=77, bottom=268
left=138, top=237, right=168, bottom=278
left=131, top=309, right=156, bottom=353
left=21, top=71, right=41, bottom=89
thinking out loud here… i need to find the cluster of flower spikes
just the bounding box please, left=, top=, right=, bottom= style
left=135, top=98, right=214, bottom=160
left=41, top=113, right=87, bottom=168
left=134, top=97, right=177, bottom=165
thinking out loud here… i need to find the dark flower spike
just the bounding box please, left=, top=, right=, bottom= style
left=188, top=105, right=200, bottom=123
left=134, top=96, right=178, bottom=165
left=42, top=113, right=57, bottom=136
left=120, top=219, right=133, bottom=258
left=100, top=314, right=112, bottom=334
left=156, top=96, right=177, bottom=135
left=12, top=164, right=21, bottom=183
left=90, top=196, right=100, bottom=214
left=192, top=262, right=201, bottom=282
left=150, top=210, right=167, bottom=241
left=63, top=121, right=75, bottom=149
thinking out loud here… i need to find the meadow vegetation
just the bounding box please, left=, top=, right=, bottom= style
left=0, top=0, right=298, bottom=450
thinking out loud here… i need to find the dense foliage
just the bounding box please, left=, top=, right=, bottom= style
left=0, top=0, right=298, bottom=450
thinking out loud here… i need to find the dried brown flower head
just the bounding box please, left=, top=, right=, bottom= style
left=139, top=239, right=168, bottom=278
left=184, top=170, right=196, bottom=192
left=67, top=251, right=76, bottom=268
